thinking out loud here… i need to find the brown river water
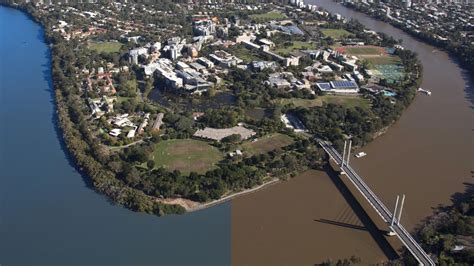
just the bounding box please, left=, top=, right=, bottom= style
left=231, top=0, right=474, bottom=264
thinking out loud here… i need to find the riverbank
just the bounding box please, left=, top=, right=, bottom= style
left=160, top=178, right=281, bottom=212
left=0, top=1, right=298, bottom=215
left=230, top=0, right=473, bottom=264
left=308, top=0, right=473, bottom=230
left=0, top=2, right=187, bottom=216
left=1, top=1, right=424, bottom=218
left=0, top=6, right=232, bottom=265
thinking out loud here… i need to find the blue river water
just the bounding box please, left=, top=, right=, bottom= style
left=0, top=6, right=230, bottom=266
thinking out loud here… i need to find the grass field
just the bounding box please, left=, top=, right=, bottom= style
left=241, top=133, right=294, bottom=156
left=321, top=95, right=371, bottom=109
left=227, top=45, right=262, bottom=63
left=371, top=64, right=405, bottom=83
left=275, top=41, right=318, bottom=56
left=362, top=55, right=404, bottom=83
left=150, top=139, right=223, bottom=174
left=363, top=56, right=401, bottom=65
left=345, top=47, right=384, bottom=55
left=321, top=28, right=351, bottom=39
left=276, top=95, right=370, bottom=109
left=88, top=41, right=122, bottom=53
left=250, top=11, right=287, bottom=22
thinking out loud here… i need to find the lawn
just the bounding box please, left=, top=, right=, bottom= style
left=276, top=95, right=370, bottom=109
left=150, top=139, right=223, bottom=174
left=362, top=55, right=404, bottom=83
left=344, top=46, right=385, bottom=55
left=321, top=28, right=352, bottom=39
left=275, top=41, right=318, bottom=56
left=321, top=95, right=371, bottom=109
left=227, top=44, right=262, bottom=63
left=371, top=64, right=405, bottom=83
left=276, top=98, right=322, bottom=108
left=363, top=56, right=401, bottom=66
left=241, top=133, right=294, bottom=156
left=88, top=41, right=123, bottom=53
left=250, top=11, right=287, bottom=22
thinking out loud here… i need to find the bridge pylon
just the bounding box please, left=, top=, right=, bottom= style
left=388, top=194, right=405, bottom=236
left=340, top=140, right=352, bottom=175
left=317, top=138, right=435, bottom=265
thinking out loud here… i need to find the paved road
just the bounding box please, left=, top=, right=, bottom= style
left=317, top=139, right=435, bottom=266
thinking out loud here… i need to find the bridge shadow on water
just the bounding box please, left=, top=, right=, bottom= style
left=318, top=165, right=399, bottom=261
left=314, top=219, right=368, bottom=232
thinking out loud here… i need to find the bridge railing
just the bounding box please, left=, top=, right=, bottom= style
left=317, top=139, right=435, bottom=265
left=318, top=140, right=392, bottom=220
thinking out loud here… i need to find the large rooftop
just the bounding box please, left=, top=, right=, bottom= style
left=193, top=126, right=256, bottom=141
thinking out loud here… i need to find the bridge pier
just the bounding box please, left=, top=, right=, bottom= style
left=319, top=139, right=434, bottom=265
left=328, top=156, right=346, bottom=175
left=327, top=159, right=401, bottom=259
left=388, top=194, right=406, bottom=236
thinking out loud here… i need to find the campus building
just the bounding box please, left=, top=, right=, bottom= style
left=316, top=80, right=360, bottom=94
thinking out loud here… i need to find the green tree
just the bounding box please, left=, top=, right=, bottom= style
left=147, top=160, right=155, bottom=169
left=221, top=134, right=241, bottom=143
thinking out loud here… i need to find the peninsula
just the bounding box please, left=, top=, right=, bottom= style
left=1, top=0, right=421, bottom=216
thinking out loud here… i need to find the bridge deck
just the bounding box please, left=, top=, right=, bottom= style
left=317, top=139, right=435, bottom=266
